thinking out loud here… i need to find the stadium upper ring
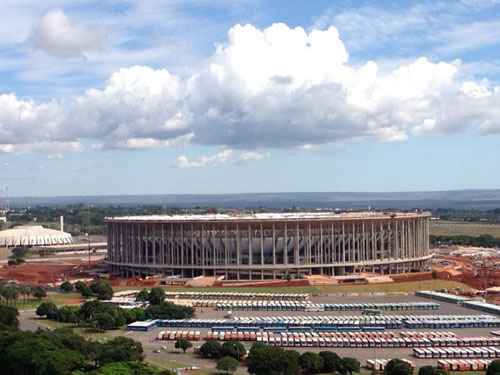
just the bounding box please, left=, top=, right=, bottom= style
left=106, top=211, right=431, bottom=280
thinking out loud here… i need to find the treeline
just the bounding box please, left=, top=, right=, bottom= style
left=431, top=208, right=500, bottom=223
left=431, top=234, right=500, bottom=248
left=195, top=340, right=361, bottom=375
left=0, top=325, right=172, bottom=375
left=0, top=281, right=47, bottom=305
left=6, top=205, right=191, bottom=235
left=37, top=286, right=193, bottom=330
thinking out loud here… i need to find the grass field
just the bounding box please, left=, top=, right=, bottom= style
left=10, top=292, right=82, bottom=311
left=431, top=220, right=500, bottom=238
left=162, top=279, right=471, bottom=295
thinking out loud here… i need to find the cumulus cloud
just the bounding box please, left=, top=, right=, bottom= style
left=174, top=149, right=270, bottom=168
left=0, top=93, right=65, bottom=144
left=2, top=22, right=500, bottom=156
left=32, top=9, right=105, bottom=57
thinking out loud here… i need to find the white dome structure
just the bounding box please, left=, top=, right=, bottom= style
left=0, top=225, right=72, bottom=247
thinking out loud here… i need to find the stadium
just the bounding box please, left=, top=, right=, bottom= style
left=105, top=212, right=431, bottom=280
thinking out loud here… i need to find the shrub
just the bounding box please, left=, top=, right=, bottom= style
left=0, top=305, right=19, bottom=329
left=247, top=343, right=299, bottom=375
left=385, top=359, right=412, bottom=375
left=487, top=360, right=500, bottom=375
left=89, top=280, right=113, bottom=300
left=299, top=352, right=324, bottom=374
left=56, top=306, right=80, bottom=323
left=95, top=337, right=144, bottom=366
left=148, top=287, right=165, bottom=305
left=135, top=289, right=150, bottom=302
left=74, top=281, right=86, bottom=292
left=60, top=281, right=74, bottom=293
left=419, top=366, right=437, bottom=375
left=36, top=302, right=58, bottom=319
left=145, top=302, right=194, bottom=320
left=216, top=356, right=239, bottom=374
left=32, top=286, right=47, bottom=300
left=198, top=340, right=223, bottom=359
left=319, top=351, right=341, bottom=373
left=174, top=339, right=193, bottom=353
left=341, top=357, right=360, bottom=375
left=222, top=341, right=246, bottom=360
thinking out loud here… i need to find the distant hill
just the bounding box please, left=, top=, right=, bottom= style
left=6, top=189, right=500, bottom=209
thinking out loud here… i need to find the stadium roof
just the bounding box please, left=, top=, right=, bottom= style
left=106, top=211, right=430, bottom=223
left=0, top=225, right=72, bottom=247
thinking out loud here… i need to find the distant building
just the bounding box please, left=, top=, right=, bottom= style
left=106, top=211, right=431, bottom=280
left=0, top=225, right=72, bottom=247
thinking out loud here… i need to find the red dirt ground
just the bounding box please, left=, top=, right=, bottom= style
left=0, top=260, right=101, bottom=285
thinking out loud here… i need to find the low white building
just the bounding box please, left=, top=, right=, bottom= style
left=0, top=225, right=72, bottom=247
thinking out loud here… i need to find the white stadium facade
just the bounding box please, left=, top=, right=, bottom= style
left=105, top=212, right=431, bottom=280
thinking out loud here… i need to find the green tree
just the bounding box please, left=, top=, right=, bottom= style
left=0, top=305, right=19, bottom=329
left=80, top=285, right=93, bottom=298
left=145, top=302, right=194, bottom=320
left=419, top=366, right=438, bottom=375
left=96, top=336, right=144, bottom=366
left=0, top=330, right=86, bottom=375
left=56, top=306, right=80, bottom=323
left=299, top=352, right=324, bottom=374
left=222, top=341, right=246, bottom=360
left=175, top=339, right=193, bottom=353
left=88, top=361, right=166, bottom=375
left=124, top=307, right=146, bottom=323
left=319, top=351, right=341, bottom=373
left=198, top=340, right=223, bottom=359
left=74, top=281, right=86, bottom=292
left=247, top=343, right=299, bottom=375
left=18, top=285, right=32, bottom=304
left=148, top=287, right=165, bottom=305
left=487, top=360, right=500, bottom=375
left=36, top=302, right=58, bottom=319
left=90, top=280, right=113, bottom=300
left=341, top=357, right=360, bottom=375
left=60, top=281, right=74, bottom=292
left=135, top=289, right=150, bottom=302
left=32, top=286, right=47, bottom=300
left=75, top=281, right=93, bottom=298
left=0, top=284, right=19, bottom=305
left=385, top=359, right=412, bottom=375
left=94, top=312, right=116, bottom=330
left=217, top=356, right=239, bottom=374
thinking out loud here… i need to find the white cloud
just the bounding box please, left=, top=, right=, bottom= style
left=2, top=22, right=500, bottom=155
left=0, top=93, right=65, bottom=144
left=174, top=149, right=270, bottom=168
left=67, top=65, right=187, bottom=141
left=32, top=9, right=105, bottom=57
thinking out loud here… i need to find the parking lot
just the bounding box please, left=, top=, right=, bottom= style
left=125, top=293, right=500, bottom=369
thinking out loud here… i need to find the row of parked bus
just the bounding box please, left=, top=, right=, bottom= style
left=162, top=291, right=309, bottom=301
left=437, top=359, right=494, bottom=371
left=413, top=347, right=500, bottom=359
left=404, top=315, right=500, bottom=329
left=157, top=314, right=500, bottom=331
left=214, top=301, right=440, bottom=312
left=400, top=331, right=457, bottom=338
left=208, top=331, right=500, bottom=348
left=156, top=330, right=201, bottom=341
left=366, top=359, right=415, bottom=371
left=209, top=330, right=460, bottom=340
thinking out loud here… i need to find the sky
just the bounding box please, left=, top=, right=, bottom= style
left=1, top=0, right=500, bottom=197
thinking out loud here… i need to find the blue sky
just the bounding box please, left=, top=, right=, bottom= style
left=1, top=0, right=500, bottom=197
